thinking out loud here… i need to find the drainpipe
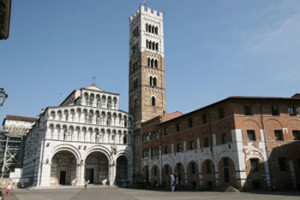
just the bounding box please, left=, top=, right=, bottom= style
left=159, top=127, right=163, bottom=185
left=208, top=111, right=216, bottom=188
left=259, top=105, right=272, bottom=190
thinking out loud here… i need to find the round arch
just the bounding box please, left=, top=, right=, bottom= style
left=49, top=144, right=82, bottom=164
left=50, top=150, right=78, bottom=186
left=218, top=157, right=236, bottom=187
left=174, top=162, right=185, bottom=187
left=115, top=155, right=128, bottom=186
left=83, top=145, right=112, bottom=164
left=162, top=164, right=172, bottom=189
left=187, top=160, right=199, bottom=189
left=150, top=165, right=160, bottom=186
left=201, top=159, right=215, bottom=190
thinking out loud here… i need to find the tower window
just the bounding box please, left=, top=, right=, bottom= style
left=134, top=98, right=138, bottom=108
left=153, top=77, right=157, bottom=86
left=132, top=61, right=138, bottom=71
left=133, top=79, right=138, bottom=89
left=146, top=40, right=159, bottom=51
left=154, top=59, right=158, bottom=68
left=150, top=76, right=157, bottom=87
left=151, top=96, right=156, bottom=106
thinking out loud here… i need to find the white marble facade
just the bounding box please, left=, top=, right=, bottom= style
left=22, top=85, right=133, bottom=187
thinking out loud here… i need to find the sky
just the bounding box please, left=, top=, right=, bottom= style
left=0, top=0, right=300, bottom=124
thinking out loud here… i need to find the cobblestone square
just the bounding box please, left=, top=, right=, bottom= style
left=3, top=187, right=300, bottom=200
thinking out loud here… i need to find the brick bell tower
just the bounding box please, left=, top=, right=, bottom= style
left=129, top=5, right=166, bottom=181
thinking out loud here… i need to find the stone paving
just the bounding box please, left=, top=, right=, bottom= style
left=3, top=187, right=300, bottom=200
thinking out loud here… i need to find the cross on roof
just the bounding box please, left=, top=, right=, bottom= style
left=92, top=76, right=96, bottom=86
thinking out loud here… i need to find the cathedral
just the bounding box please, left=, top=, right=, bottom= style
left=18, top=4, right=300, bottom=190
left=22, top=84, right=133, bottom=186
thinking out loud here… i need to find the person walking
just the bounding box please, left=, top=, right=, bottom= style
left=6, top=182, right=11, bottom=196
left=84, top=180, right=89, bottom=189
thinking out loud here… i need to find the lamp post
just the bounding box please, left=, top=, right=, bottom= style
left=0, top=88, right=8, bottom=106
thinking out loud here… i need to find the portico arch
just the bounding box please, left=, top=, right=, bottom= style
left=50, top=151, right=77, bottom=186
left=115, top=155, right=128, bottom=186
left=84, top=151, right=109, bottom=184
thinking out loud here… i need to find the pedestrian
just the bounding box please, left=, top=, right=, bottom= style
left=0, top=188, right=4, bottom=200
left=84, top=181, right=87, bottom=189
left=6, top=182, right=11, bottom=196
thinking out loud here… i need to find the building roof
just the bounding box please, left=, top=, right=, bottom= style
left=82, top=84, right=103, bottom=92
left=2, top=115, right=37, bottom=126
left=159, top=94, right=300, bottom=125
left=5, top=115, right=37, bottom=122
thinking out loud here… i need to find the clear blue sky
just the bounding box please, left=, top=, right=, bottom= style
left=1, top=0, right=300, bottom=124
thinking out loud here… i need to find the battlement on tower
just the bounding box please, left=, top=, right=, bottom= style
left=130, top=5, right=163, bottom=21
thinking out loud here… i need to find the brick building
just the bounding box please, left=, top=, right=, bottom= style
left=141, top=95, right=300, bottom=190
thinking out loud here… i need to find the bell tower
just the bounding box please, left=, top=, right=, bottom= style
left=128, top=5, right=166, bottom=181
left=129, top=5, right=166, bottom=128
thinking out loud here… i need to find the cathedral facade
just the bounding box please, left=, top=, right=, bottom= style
left=22, top=85, right=133, bottom=187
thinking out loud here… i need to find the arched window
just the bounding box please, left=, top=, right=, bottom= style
left=123, top=135, right=127, bottom=144
left=145, top=23, right=148, bottom=32
left=89, top=94, right=94, bottom=106
left=155, top=59, right=158, bottom=68
left=155, top=27, right=158, bottom=34
left=151, top=26, right=155, bottom=33
left=152, top=96, right=156, bottom=106
left=88, top=111, right=93, bottom=124
left=134, top=98, right=138, bottom=107
left=96, top=95, right=101, bottom=107
left=152, top=42, right=155, bottom=50
left=148, top=58, right=151, bottom=67
left=150, top=76, right=153, bottom=86
left=107, top=114, right=112, bottom=126
left=146, top=40, right=149, bottom=48
left=133, top=78, right=138, bottom=89
left=153, top=77, right=157, bottom=87
left=84, top=93, right=89, bottom=105
left=151, top=59, right=154, bottom=67
left=156, top=43, right=159, bottom=51
left=107, top=97, right=112, bottom=109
